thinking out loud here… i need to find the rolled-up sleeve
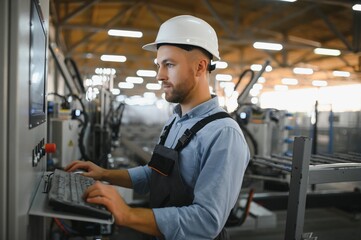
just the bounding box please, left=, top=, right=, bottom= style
left=128, top=165, right=152, bottom=195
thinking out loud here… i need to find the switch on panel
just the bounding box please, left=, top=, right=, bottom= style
left=32, top=139, right=56, bottom=167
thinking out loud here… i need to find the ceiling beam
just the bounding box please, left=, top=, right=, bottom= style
left=59, top=0, right=101, bottom=24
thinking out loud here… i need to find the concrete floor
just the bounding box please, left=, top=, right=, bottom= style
left=228, top=208, right=361, bottom=240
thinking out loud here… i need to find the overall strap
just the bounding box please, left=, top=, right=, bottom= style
left=174, top=112, right=231, bottom=151
left=159, top=117, right=176, bottom=145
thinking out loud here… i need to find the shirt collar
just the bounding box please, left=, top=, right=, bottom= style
left=173, top=95, right=220, bottom=119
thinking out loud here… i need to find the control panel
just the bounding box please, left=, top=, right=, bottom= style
left=32, top=138, right=56, bottom=167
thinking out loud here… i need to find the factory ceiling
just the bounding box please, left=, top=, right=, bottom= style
left=50, top=0, right=361, bottom=98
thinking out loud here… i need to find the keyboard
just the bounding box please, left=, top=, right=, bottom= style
left=48, top=169, right=112, bottom=220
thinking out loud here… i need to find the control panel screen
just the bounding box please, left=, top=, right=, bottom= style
left=29, top=0, right=47, bottom=129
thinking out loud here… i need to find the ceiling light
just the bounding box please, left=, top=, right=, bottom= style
left=118, top=82, right=134, bottom=89
left=253, top=42, right=283, bottom=51
left=332, top=70, right=350, bottom=77
left=126, top=76, right=144, bottom=84
left=274, top=85, right=288, bottom=91
left=312, top=80, right=328, bottom=87
left=251, top=64, right=273, bottom=72
left=352, top=4, right=361, bottom=11
left=281, top=78, right=299, bottom=85
left=280, top=0, right=297, bottom=2
left=146, top=83, right=161, bottom=90
left=136, top=70, right=157, bottom=77
left=100, top=55, right=126, bottom=62
left=293, top=67, right=313, bottom=75
left=95, top=68, right=116, bottom=75
left=257, top=77, right=266, bottom=83
left=219, top=82, right=235, bottom=89
left=214, top=61, right=228, bottom=69
left=216, top=74, right=233, bottom=81
left=314, top=47, right=341, bottom=56
left=111, top=88, right=120, bottom=95
left=108, top=29, right=143, bottom=38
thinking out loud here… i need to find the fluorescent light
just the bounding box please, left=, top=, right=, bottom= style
left=95, top=68, right=116, bottom=75
left=251, top=64, right=272, bottom=72
left=352, top=4, right=361, bottom=11
left=215, top=61, right=228, bottom=69
left=280, top=0, right=297, bottom=2
left=111, top=88, right=120, bottom=95
left=216, top=74, right=233, bottom=81
left=332, top=70, right=350, bottom=77
left=251, top=97, right=259, bottom=104
left=312, top=80, right=328, bottom=87
left=108, top=29, right=143, bottom=38
left=250, top=88, right=260, bottom=96
left=274, top=85, right=289, bottom=91
left=100, top=55, right=126, bottom=62
left=126, top=76, right=144, bottom=84
left=293, top=67, right=313, bottom=75
left=219, top=82, right=235, bottom=89
left=257, top=77, right=266, bottom=83
left=118, top=82, right=134, bottom=89
left=146, top=83, right=161, bottom=90
left=136, top=70, right=157, bottom=77
left=314, top=48, right=341, bottom=56
left=281, top=78, right=299, bottom=85
left=253, top=42, right=283, bottom=51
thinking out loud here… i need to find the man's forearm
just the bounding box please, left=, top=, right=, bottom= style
left=123, top=207, right=162, bottom=237
left=101, top=169, right=133, bottom=188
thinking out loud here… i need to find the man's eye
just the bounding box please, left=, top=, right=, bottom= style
left=166, top=63, right=174, bottom=68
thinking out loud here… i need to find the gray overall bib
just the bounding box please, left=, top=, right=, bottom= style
left=147, top=112, right=231, bottom=240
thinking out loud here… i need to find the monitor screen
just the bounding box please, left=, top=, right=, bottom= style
left=29, top=0, right=47, bottom=129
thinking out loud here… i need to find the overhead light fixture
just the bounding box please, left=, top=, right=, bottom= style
left=251, top=64, right=273, bottom=72
left=293, top=67, right=313, bottom=75
left=214, top=61, right=228, bottom=69
left=257, top=77, right=266, bottom=83
left=253, top=42, right=283, bottom=51
left=126, top=76, right=144, bottom=84
left=136, top=70, right=157, bottom=77
left=312, top=80, right=328, bottom=87
left=146, top=83, right=161, bottom=90
left=108, top=29, right=143, bottom=38
left=95, top=68, right=116, bottom=75
left=314, top=47, right=341, bottom=56
left=274, top=85, right=288, bottom=91
left=219, top=82, right=235, bottom=89
left=281, top=78, right=299, bottom=85
left=100, top=55, right=126, bottom=62
left=332, top=70, right=350, bottom=77
left=111, top=88, right=120, bottom=95
left=280, top=0, right=297, bottom=2
left=216, top=74, right=233, bottom=81
left=118, top=82, right=134, bottom=89
left=352, top=4, right=361, bottom=11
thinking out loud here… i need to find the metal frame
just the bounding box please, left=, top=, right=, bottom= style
left=284, top=137, right=361, bottom=240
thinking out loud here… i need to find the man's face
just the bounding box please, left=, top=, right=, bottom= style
left=156, top=45, right=197, bottom=104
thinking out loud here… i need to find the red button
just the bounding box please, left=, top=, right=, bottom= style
left=44, top=143, right=56, bottom=153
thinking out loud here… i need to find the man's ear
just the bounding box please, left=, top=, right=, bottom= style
left=195, top=58, right=208, bottom=77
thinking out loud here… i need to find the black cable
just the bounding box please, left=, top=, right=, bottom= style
left=67, top=94, right=91, bottom=161
left=64, top=57, right=86, bottom=94
left=47, top=92, right=70, bottom=109
left=234, top=69, right=254, bottom=94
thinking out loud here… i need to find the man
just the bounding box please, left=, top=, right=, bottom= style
left=66, top=15, right=250, bottom=240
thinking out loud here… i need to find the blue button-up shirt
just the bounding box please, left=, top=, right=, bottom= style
left=128, top=96, right=250, bottom=240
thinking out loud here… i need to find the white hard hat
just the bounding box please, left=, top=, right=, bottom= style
left=143, top=15, right=220, bottom=60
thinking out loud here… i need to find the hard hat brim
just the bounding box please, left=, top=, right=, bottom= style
left=142, top=41, right=221, bottom=61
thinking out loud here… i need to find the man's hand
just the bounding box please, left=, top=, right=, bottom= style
left=65, top=160, right=105, bottom=180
